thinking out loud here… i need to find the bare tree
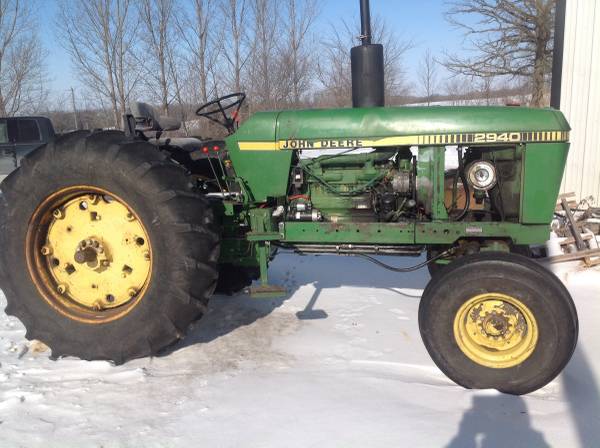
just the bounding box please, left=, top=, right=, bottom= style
left=0, top=0, right=47, bottom=116
left=315, top=25, right=351, bottom=107
left=418, top=49, right=438, bottom=105
left=247, top=0, right=281, bottom=110
left=137, top=0, right=175, bottom=114
left=278, top=0, right=319, bottom=107
left=57, top=0, right=140, bottom=128
left=443, top=0, right=555, bottom=107
left=166, top=42, right=191, bottom=133
left=477, top=75, right=494, bottom=105
left=443, top=76, right=473, bottom=105
left=374, top=18, right=413, bottom=100
left=218, top=0, right=250, bottom=94
left=317, top=16, right=412, bottom=107
left=177, top=0, right=220, bottom=106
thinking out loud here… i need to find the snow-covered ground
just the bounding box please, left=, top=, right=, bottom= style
left=0, top=253, right=599, bottom=448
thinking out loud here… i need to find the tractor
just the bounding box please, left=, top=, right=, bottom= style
left=0, top=0, right=577, bottom=395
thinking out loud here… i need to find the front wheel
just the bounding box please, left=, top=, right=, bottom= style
left=419, top=252, right=578, bottom=395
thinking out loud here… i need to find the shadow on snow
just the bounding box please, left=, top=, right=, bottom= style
left=164, top=252, right=430, bottom=352
left=445, top=394, right=550, bottom=448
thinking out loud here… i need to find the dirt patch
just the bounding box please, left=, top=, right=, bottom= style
left=164, top=297, right=301, bottom=374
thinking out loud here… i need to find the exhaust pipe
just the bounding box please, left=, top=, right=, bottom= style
left=351, top=0, right=385, bottom=108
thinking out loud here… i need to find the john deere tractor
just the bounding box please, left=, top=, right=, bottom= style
left=0, top=1, right=577, bottom=395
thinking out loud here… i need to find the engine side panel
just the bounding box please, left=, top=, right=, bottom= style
left=521, top=142, right=570, bottom=223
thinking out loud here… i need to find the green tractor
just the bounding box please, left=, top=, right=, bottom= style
left=0, top=1, right=577, bottom=395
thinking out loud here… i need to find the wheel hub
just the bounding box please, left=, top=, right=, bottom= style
left=482, top=312, right=509, bottom=337
left=27, top=187, right=153, bottom=321
left=73, top=237, right=108, bottom=268
left=453, top=293, right=538, bottom=368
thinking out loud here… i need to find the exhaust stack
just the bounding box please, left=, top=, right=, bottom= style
left=351, top=0, right=385, bottom=107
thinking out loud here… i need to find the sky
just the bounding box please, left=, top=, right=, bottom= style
left=37, top=0, right=472, bottom=102
left=316, top=0, right=472, bottom=84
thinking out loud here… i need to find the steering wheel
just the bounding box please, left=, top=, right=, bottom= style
left=195, top=92, right=246, bottom=134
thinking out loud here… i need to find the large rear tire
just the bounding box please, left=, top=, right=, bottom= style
left=0, top=131, right=219, bottom=363
left=419, top=252, right=578, bottom=395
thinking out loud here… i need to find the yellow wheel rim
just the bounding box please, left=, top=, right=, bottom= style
left=26, top=186, right=152, bottom=323
left=453, top=293, right=538, bottom=369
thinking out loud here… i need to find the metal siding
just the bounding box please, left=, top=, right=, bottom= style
left=560, top=0, right=600, bottom=201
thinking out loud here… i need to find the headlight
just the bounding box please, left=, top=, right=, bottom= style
left=466, top=161, right=497, bottom=191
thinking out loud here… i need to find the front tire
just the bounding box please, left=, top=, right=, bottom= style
left=0, top=131, right=219, bottom=363
left=419, top=252, right=578, bottom=395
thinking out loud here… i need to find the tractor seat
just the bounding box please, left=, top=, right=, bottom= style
left=130, top=102, right=181, bottom=132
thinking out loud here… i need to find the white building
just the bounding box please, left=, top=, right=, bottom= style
left=559, top=0, right=600, bottom=201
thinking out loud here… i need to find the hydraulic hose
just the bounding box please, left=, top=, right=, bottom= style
left=454, top=149, right=470, bottom=221
left=352, top=249, right=454, bottom=273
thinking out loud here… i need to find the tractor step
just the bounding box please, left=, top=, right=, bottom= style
left=250, top=284, right=287, bottom=298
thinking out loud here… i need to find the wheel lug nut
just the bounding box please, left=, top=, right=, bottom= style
left=57, top=284, right=67, bottom=294
left=53, top=209, right=64, bottom=219
left=126, top=212, right=135, bottom=221
left=127, top=288, right=137, bottom=297
left=41, top=245, right=52, bottom=256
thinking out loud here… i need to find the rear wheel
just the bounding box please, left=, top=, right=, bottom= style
left=419, top=252, right=578, bottom=395
left=0, top=131, right=219, bottom=363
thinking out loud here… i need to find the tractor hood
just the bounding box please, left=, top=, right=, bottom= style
left=230, top=106, right=570, bottom=151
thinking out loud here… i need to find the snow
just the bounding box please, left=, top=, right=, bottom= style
left=0, top=253, right=599, bottom=447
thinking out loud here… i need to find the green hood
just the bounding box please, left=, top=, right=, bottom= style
left=230, top=106, right=570, bottom=150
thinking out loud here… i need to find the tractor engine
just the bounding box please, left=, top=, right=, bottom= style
left=287, top=147, right=416, bottom=223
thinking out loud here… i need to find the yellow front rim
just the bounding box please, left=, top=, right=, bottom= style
left=453, top=293, right=538, bottom=369
left=26, top=186, right=152, bottom=323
